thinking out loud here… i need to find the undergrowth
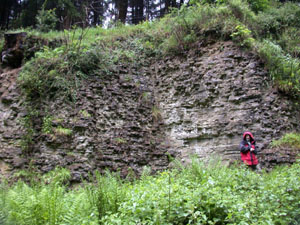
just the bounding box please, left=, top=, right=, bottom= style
left=0, top=160, right=300, bottom=224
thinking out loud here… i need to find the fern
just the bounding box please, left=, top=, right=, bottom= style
left=61, top=193, right=82, bottom=224
left=61, top=191, right=98, bottom=224
left=3, top=168, right=70, bottom=225
left=0, top=181, right=7, bottom=225
left=6, top=183, right=35, bottom=224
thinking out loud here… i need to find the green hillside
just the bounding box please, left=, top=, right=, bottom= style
left=4, top=0, right=299, bottom=103
left=1, top=1, right=300, bottom=224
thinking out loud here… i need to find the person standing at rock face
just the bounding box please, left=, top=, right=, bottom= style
left=240, top=131, right=259, bottom=170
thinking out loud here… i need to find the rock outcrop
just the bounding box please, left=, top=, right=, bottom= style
left=154, top=41, right=299, bottom=163
left=0, top=32, right=61, bottom=68
left=260, top=147, right=299, bottom=170
left=1, top=33, right=27, bottom=68
left=0, top=41, right=299, bottom=180
left=0, top=66, right=171, bottom=181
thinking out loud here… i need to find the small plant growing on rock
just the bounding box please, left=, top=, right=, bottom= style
left=19, top=115, right=36, bottom=154
left=141, top=92, right=151, bottom=101
left=115, top=137, right=127, bottom=144
left=79, top=110, right=91, bottom=118
left=54, top=127, right=72, bottom=136
left=231, top=25, right=254, bottom=48
left=42, top=115, right=53, bottom=134
left=152, top=105, right=162, bottom=121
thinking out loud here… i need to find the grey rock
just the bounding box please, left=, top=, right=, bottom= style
left=0, top=41, right=299, bottom=181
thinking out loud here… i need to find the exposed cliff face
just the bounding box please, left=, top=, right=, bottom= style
left=0, top=41, right=299, bottom=180
left=0, top=65, right=170, bottom=181
left=154, top=41, right=300, bottom=163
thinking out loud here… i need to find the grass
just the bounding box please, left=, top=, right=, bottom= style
left=152, top=105, right=162, bottom=121
left=0, top=160, right=300, bottom=225
left=0, top=38, right=4, bottom=54
left=271, top=133, right=300, bottom=149
left=79, top=110, right=91, bottom=118
left=54, top=127, right=72, bottom=136
left=256, top=40, right=300, bottom=97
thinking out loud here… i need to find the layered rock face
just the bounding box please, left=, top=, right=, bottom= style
left=0, top=41, right=299, bottom=180
left=0, top=66, right=170, bottom=181
left=154, top=41, right=299, bottom=163
left=0, top=69, right=24, bottom=177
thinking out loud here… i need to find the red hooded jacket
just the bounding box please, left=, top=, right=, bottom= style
left=240, top=132, right=258, bottom=165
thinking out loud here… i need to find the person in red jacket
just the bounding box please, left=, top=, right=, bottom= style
left=240, top=131, right=259, bottom=170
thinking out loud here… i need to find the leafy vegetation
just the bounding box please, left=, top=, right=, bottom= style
left=271, top=133, right=300, bottom=149
left=257, top=40, right=300, bottom=96
left=11, top=0, right=300, bottom=102
left=1, top=2, right=300, bottom=223
left=36, top=9, right=58, bottom=32
left=0, top=34, right=4, bottom=55
left=54, top=127, right=72, bottom=136
left=1, top=160, right=300, bottom=225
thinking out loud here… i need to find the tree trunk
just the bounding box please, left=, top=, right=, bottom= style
left=92, top=0, right=104, bottom=26
left=165, top=0, right=170, bottom=14
left=136, top=0, right=144, bottom=24
left=0, top=0, right=13, bottom=29
left=117, top=0, right=128, bottom=23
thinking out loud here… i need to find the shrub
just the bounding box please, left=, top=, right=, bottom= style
left=248, top=0, right=270, bottom=13
left=226, top=0, right=256, bottom=24
left=271, top=133, right=300, bottom=149
left=254, top=2, right=300, bottom=37
left=278, top=27, right=300, bottom=58
left=231, top=24, right=255, bottom=47
left=36, top=9, right=58, bottom=32
left=257, top=40, right=300, bottom=97
left=18, top=46, right=73, bottom=100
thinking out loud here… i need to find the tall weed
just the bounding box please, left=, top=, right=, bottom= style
left=257, top=40, right=300, bottom=97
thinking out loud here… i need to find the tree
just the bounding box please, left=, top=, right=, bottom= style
left=0, top=0, right=188, bottom=30
left=90, top=0, right=106, bottom=26
left=114, top=0, right=129, bottom=23
left=129, top=0, right=144, bottom=24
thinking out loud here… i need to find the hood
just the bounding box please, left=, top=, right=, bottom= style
left=243, top=131, right=255, bottom=142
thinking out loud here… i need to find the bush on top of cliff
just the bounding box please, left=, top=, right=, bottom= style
left=190, top=0, right=270, bottom=13
left=18, top=44, right=113, bottom=101
left=257, top=40, right=300, bottom=97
